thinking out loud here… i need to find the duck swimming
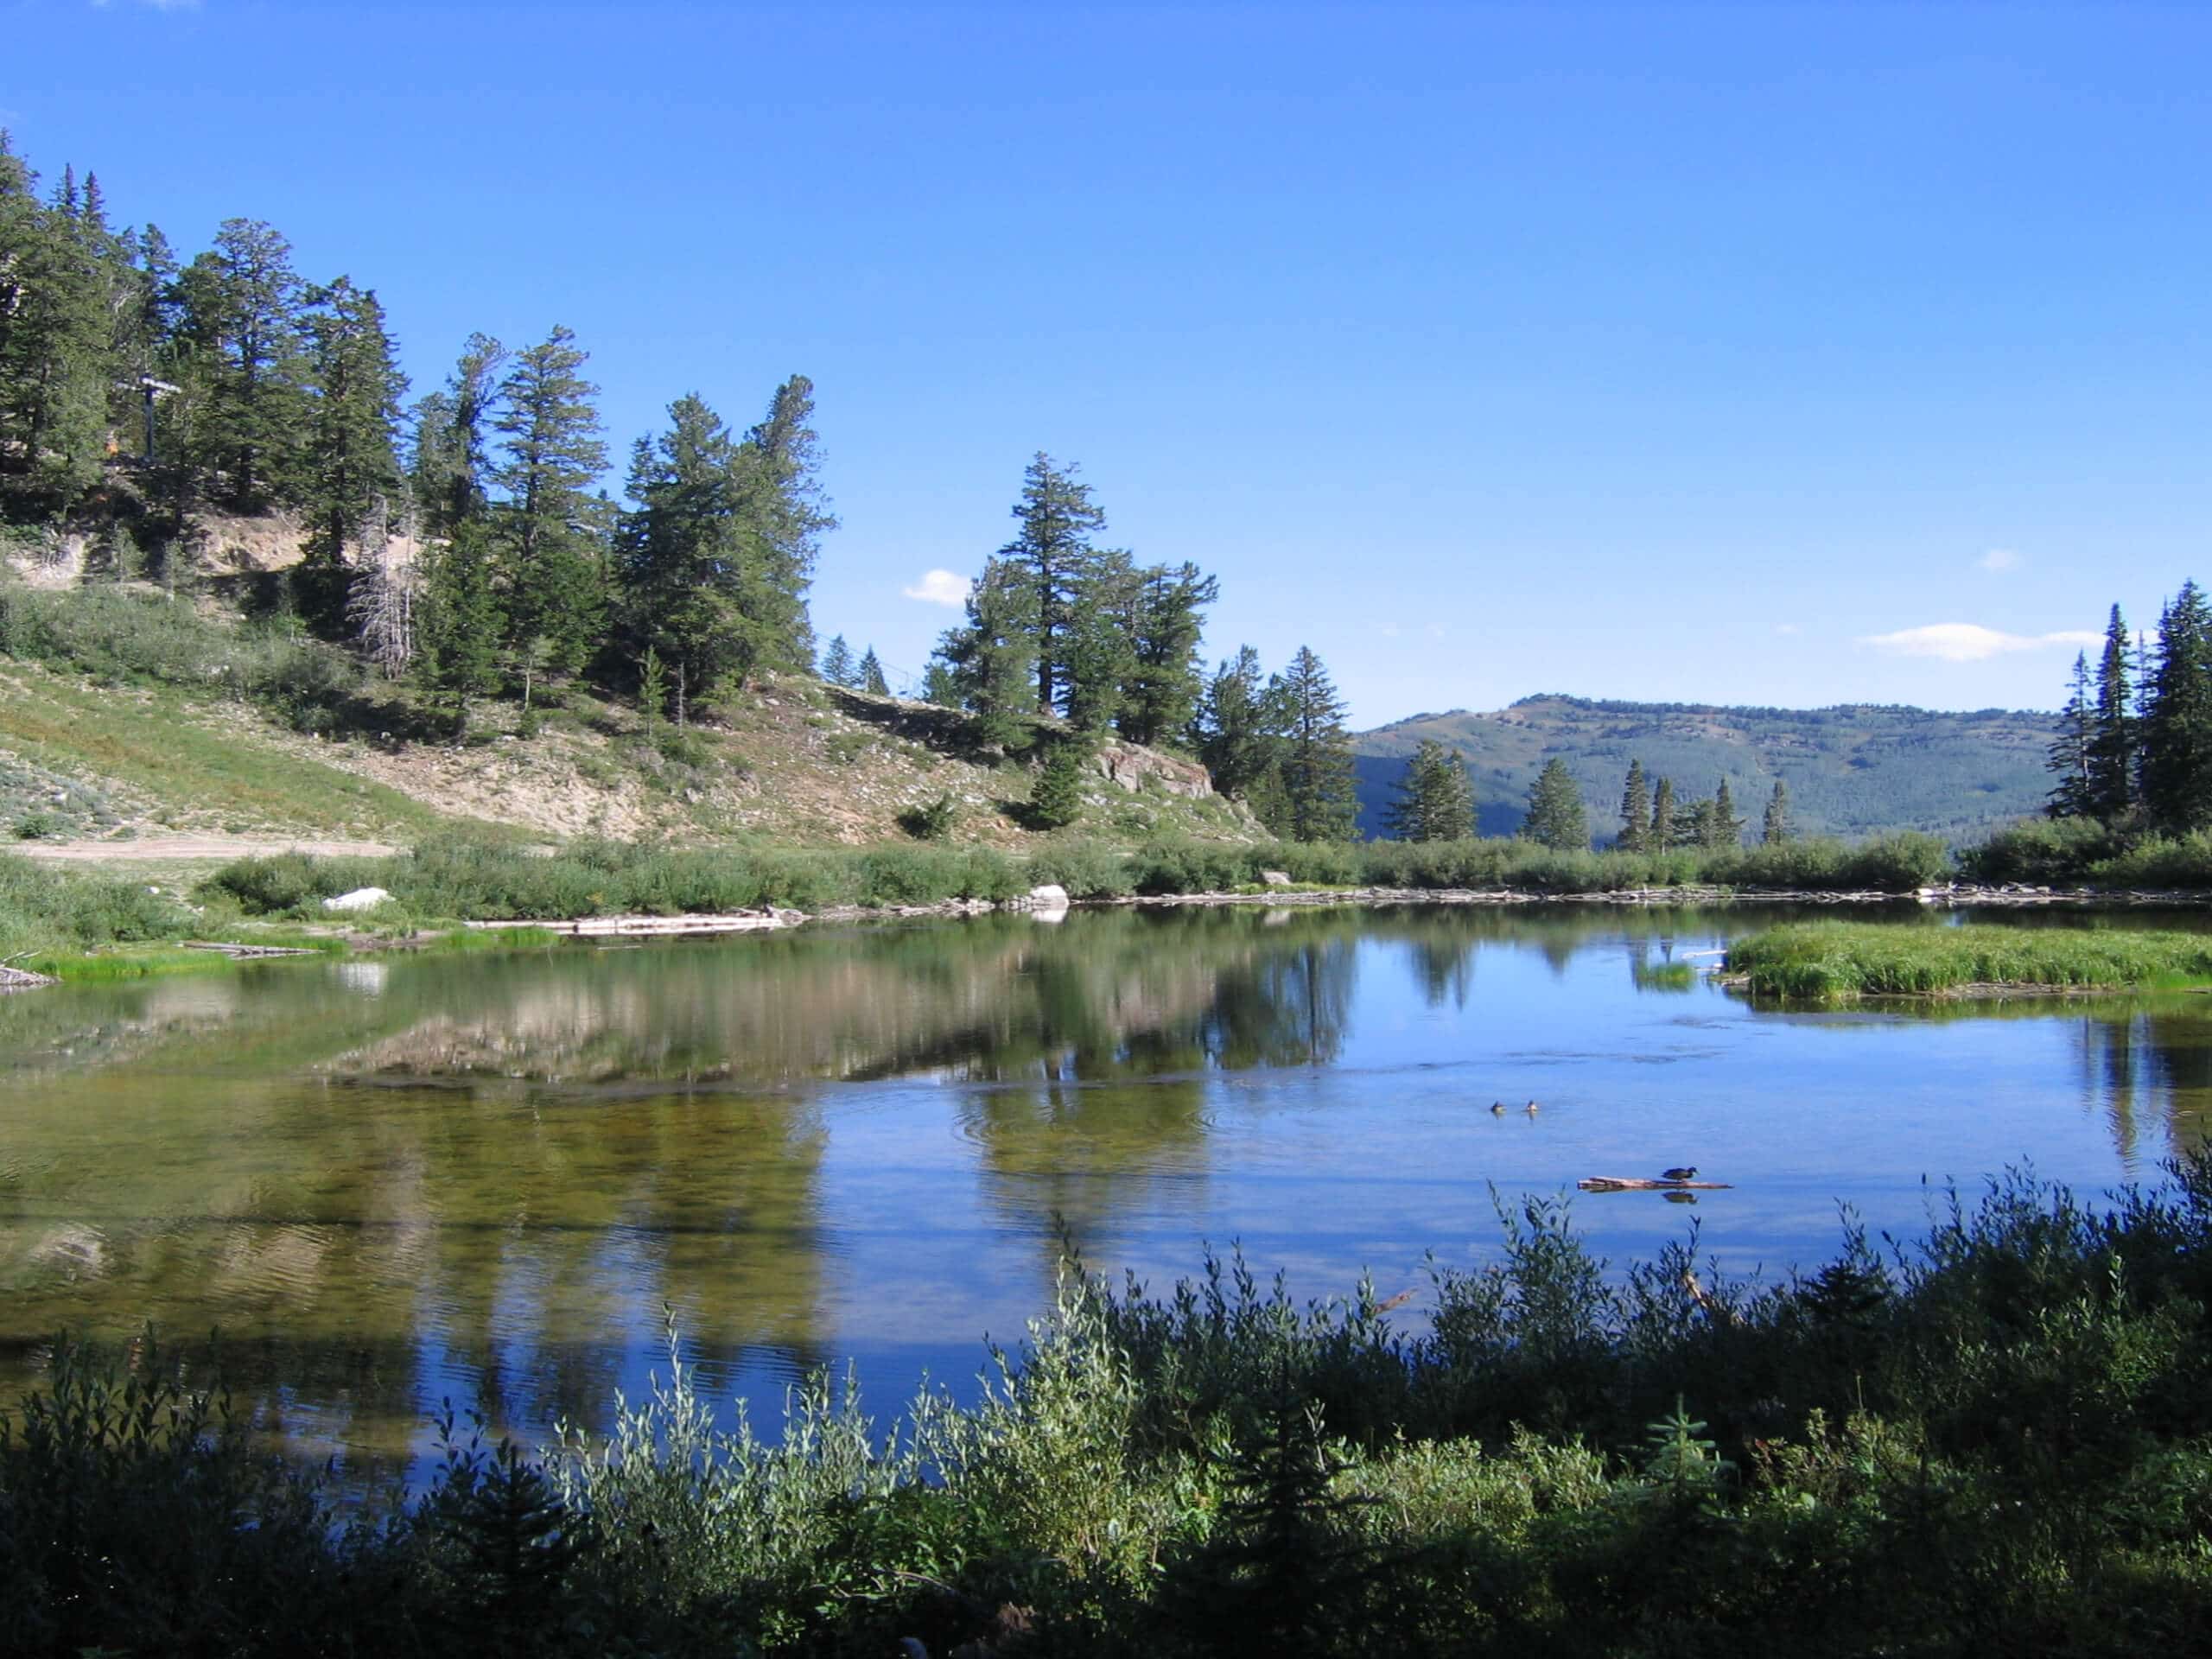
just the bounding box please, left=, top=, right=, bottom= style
left=1524, top=1100, right=1540, bottom=1115
left=1490, top=1102, right=1507, bottom=1116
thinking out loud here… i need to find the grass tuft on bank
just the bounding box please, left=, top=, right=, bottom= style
left=1728, top=918, right=2212, bottom=999
left=9, top=1162, right=2212, bottom=1655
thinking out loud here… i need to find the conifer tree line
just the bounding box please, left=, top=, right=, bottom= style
left=0, top=133, right=830, bottom=728
left=2045, top=585, right=2212, bottom=836
left=1611, top=758, right=1784, bottom=853
left=917, top=453, right=1359, bottom=842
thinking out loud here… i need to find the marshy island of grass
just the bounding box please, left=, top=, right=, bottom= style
left=7, top=1163, right=2212, bottom=1656
left=1727, top=918, right=2212, bottom=1001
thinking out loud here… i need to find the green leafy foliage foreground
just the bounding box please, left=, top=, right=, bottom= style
left=9, top=1165, right=2212, bottom=1656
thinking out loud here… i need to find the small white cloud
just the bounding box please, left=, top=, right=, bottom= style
left=900, top=569, right=970, bottom=607
left=1978, top=548, right=2020, bottom=574
left=1774, top=623, right=1801, bottom=636
left=1859, top=623, right=2100, bottom=663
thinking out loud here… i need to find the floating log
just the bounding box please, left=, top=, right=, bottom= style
left=1577, top=1176, right=1734, bottom=1192
left=181, top=941, right=324, bottom=959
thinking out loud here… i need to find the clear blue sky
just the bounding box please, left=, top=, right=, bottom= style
left=7, top=1, right=2206, bottom=723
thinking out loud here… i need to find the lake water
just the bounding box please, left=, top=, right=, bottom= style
left=3, top=903, right=2208, bottom=1482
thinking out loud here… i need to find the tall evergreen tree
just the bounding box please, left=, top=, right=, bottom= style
left=172, top=218, right=310, bottom=509
left=294, top=276, right=406, bottom=634
left=1762, top=778, right=1791, bottom=845
left=733, top=372, right=833, bottom=673
left=935, top=555, right=1039, bottom=751
left=1523, top=758, right=1588, bottom=850
left=1194, top=645, right=1277, bottom=801
left=413, top=519, right=505, bottom=732
left=1618, top=759, right=1650, bottom=852
left=1273, top=645, right=1358, bottom=842
left=997, top=453, right=1106, bottom=715
left=857, top=646, right=888, bottom=696
left=2046, top=653, right=2094, bottom=819
left=1706, top=777, right=1745, bottom=849
left=409, top=334, right=506, bottom=538
left=1649, top=776, right=1677, bottom=853
left=1119, top=561, right=1219, bottom=747
left=0, top=137, right=119, bottom=513
left=2087, top=604, right=2136, bottom=823
left=490, top=326, right=607, bottom=673
left=2141, top=582, right=2212, bottom=835
left=1386, top=738, right=1474, bottom=842
left=1061, top=547, right=1143, bottom=734
left=819, top=634, right=855, bottom=687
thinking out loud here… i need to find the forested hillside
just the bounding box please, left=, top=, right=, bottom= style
left=1356, top=695, right=2058, bottom=843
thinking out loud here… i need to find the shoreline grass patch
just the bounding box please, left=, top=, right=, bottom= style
left=1727, top=918, right=2212, bottom=999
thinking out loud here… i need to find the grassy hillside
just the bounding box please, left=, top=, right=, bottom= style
left=1356, top=693, right=2057, bottom=843
left=0, top=580, right=1255, bottom=851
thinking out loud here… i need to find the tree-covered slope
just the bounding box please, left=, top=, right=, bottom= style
left=1354, top=695, right=2058, bottom=842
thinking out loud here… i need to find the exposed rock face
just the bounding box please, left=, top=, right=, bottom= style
left=1093, top=743, right=1212, bottom=798
left=1261, top=870, right=1293, bottom=887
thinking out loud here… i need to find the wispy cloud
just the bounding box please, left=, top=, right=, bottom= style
left=90, top=0, right=200, bottom=10
left=1774, top=623, right=1801, bottom=636
left=1859, top=623, right=2098, bottom=663
left=1978, top=548, right=2020, bottom=574
left=901, top=569, right=969, bottom=607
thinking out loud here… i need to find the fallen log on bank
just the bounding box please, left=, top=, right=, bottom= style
left=182, top=941, right=324, bottom=959
left=1577, top=1176, right=1734, bottom=1192
left=0, top=958, right=59, bottom=991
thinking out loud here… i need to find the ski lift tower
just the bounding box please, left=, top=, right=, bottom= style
left=137, top=377, right=181, bottom=464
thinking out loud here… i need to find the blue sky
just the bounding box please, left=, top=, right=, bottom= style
left=7, top=1, right=2207, bottom=724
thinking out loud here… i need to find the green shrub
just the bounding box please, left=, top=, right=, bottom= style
left=896, top=791, right=960, bottom=841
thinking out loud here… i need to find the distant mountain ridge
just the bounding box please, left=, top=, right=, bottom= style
left=1352, top=694, right=2058, bottom=843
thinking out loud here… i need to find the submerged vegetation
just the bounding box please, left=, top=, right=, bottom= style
left=8, top=1165, right=2212, bottom=1655
left=1727, top=919, right=2212, bottom=1000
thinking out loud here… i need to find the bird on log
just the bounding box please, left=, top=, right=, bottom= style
left=1662, top=1166, right=1699, bottom=1181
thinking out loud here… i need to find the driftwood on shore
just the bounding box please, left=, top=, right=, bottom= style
left=0, top=957, right=59, bottom=991
left=1577, top=1176, right=1734, bottom=1192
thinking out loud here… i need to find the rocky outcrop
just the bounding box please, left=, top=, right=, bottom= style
left=1093, top=743, right=1212, bottom=798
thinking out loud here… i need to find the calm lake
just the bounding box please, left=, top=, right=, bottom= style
left=3, top=903, right=2208, bottom=1481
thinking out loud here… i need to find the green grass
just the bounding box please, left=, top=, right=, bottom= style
left=1726, top=918, right=2212, bottom=999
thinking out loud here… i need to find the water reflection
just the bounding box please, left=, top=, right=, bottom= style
left=4, top=902, right=2211, bottom=1478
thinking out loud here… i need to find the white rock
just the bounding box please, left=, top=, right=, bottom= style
left=1261, top=870, right=1293, bottom=887
left=1027, top=884, right=1071, bottom=910
left=321, top=887, right=393, bottom=913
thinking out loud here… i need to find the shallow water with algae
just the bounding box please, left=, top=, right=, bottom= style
left=3, top=902, right=2207, bottom=1483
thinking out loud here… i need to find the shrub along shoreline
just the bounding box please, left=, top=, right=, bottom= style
left=6, top=1162, right=2211, bottom=1656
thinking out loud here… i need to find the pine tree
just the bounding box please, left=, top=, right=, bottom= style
left=413, top=520, right=505, bottom=733
left=1061, top=547, right=1142, bottom=734
left=173, top=218, right=311, bottom=509
left=2141, top=582, right=2212, bottom=835
left=1194, top=645, right=1277, bottom=800
left=2046, top=652, right=2094, bottom=819
left=857, top=646, right=887, bottom=696
left=1649, top=776, right=1677, bottom=852
left=935, top=555, right=1039, bottom=752
left=1523, top=757, right=1588, bottom=850
left=490, top=326, right=607, bottom=675
left=2087, top=604, right=2136, bottom=822
left=1618, top=759, right=1650, bottom=852
left=1386, top=738, right=1475, bottom=842
left=1119, top=561, right=1219, bottom=747
left=997, top=453, right=1106, bottom=715
left=819, top=634, right=855, bottom=686
left=0, top=137, right=119, bottom=513
left=1273, top=646, right=1358, bottom=842
left=294, top=276, right=406, bottom=635
left=732, top=373, right=834, bottom=673
left=1027, top=737, right=1088, bottom=830
left=409, top=334, right=506, bottom=537
left=1762, top=777, right=1791, bottom=845
left=1707, top=777, right=1745, bottom=849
